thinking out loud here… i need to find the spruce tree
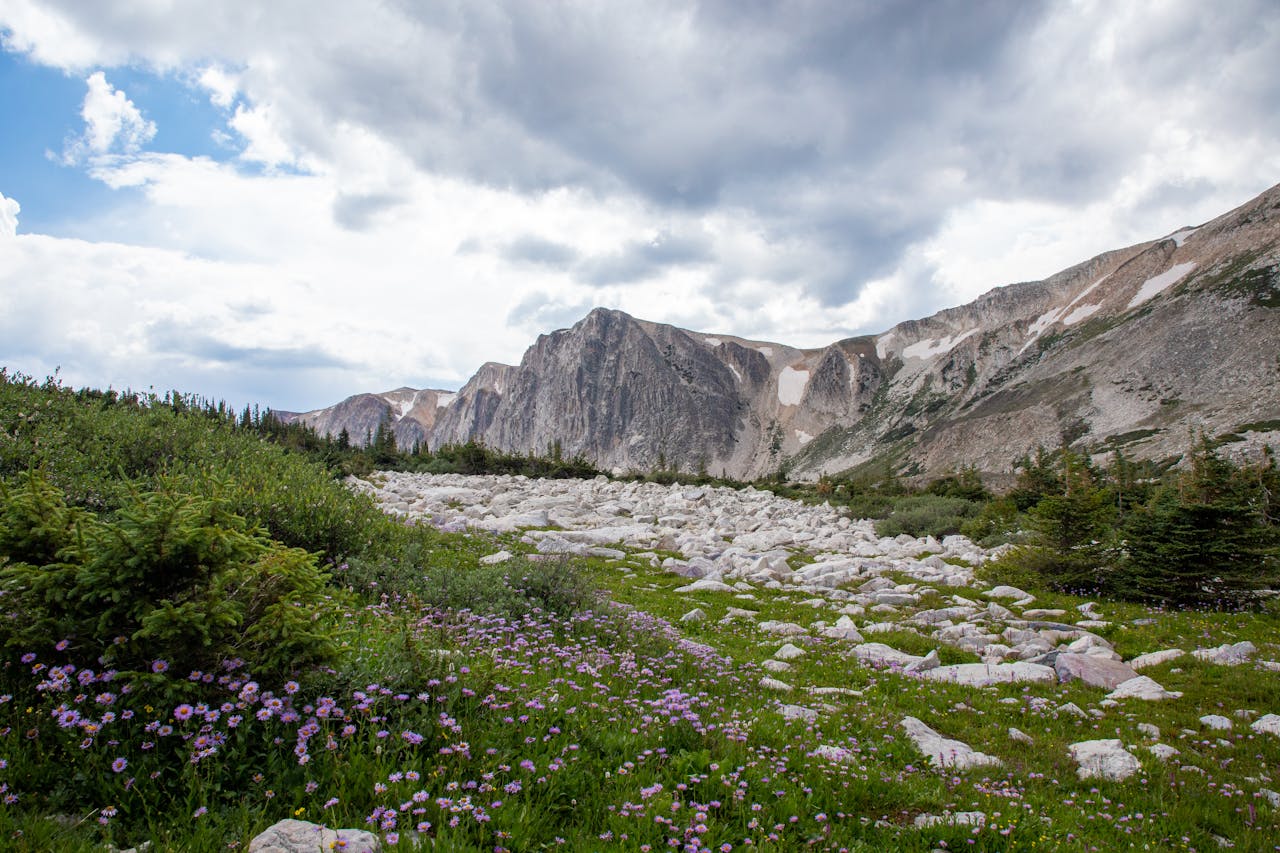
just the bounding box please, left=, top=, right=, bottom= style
left=1119, top=439, right=1280, bottom=607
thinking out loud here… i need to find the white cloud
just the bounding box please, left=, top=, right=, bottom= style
left=0, top=192, right=18, bottom=238
left=63, top=72, right=157, bottom=163
left=197, top=64, right=238, bottom=109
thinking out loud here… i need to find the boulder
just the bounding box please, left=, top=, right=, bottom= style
left=1068, top=739, right=1141, bottom=782
left=851, top=643, right=925, bottom=668
left=774, top=643, right=807, bottom=660
left=913, top=811, right=987, bottom=828
left=920, top=662, right=1055, bottom=687
left=680, top=608, right=707, bottom=623
left=674, top=578, right=735, bottom=594
left=249, top=819, right=380, bottom=853
left=1200, top=714, right=1233, bottom=731
left=1107, top=676, right=1182, bottom=701
left=1192, top=641, right=1257, bottom=666
left=900, top=716, right=1002, bottom=771
left=1127, top=649, right=1185, bottom=670
left=1251, top=714, right=1280, bottom=736
left=1054, top=654, right=1139, bottom=689
left=759, top=620, right=809, bottom=636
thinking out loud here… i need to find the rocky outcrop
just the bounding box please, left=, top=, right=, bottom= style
left=284, top=182, right=1280, bottom=480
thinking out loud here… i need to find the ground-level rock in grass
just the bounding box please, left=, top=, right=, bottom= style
left=249, top=819, right=380, bottom=853
left=913, top=811, right=987, bottom=829
left=680, top=607, right=707, bottom=622
left=761, top=659, right=792, bottom=673
left=985, top=585, right=1034, bottom=604
left=900, top=716, right=1002, bottom=771
left=1192, top=641, right=1257, bottom=666
left=674, top=578, right=735, bottom=593
left=1106, top=676, right=1183, bottom=702
left=774, top=642, right=806, bottom=660
left=1128, top=649, right=1185, bottom=670
left=1068, top=739, right=1141, bottom=782
left=920, top=661, right=1055, bottom=687
left=851, top=642, right=925, bottom=669
left=1148, top=743, right=1180, bottom=761
left=904, top=649, right=941, bottom=674
left=1054, top=653, right=1139, bottom=689
left=1009, top=727, right=1033, bottom=744
left=1252, top=714, right=1280, bottom=736
left=759, top=620, right=809, bottom=636
left=759, top=677, right=793, bottom=692
left=1200, top=714, right=1233, bottom=731
left=819, top=615, right=864, bottom=642
left=479, top=550, right=513, bottom=565
left=778, top=703, right=819, bottom=723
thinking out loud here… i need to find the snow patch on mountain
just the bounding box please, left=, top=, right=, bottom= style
left=902, top=329, right=978, bottom=361
left=777, top=366, right=809, bottom=406
left=1128, top=262, right=1196, bottom=309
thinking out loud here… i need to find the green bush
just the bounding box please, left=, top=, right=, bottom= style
left=0, top=473, right=342, bottom=680
left=874, top=494, right=980, bottom=539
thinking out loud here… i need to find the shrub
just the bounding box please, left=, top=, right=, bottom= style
left=873, top=495, right=980, bottom=539
left=0, top=473, right=342, bottom=680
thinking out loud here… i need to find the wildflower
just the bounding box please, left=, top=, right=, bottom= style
left=151, top=660, right=169, bottom=674
left=174, top=704, right=194, bottom=722
left=285, top=681, right=300, bottom=694
left=111, top=757, right=128, bottom=773
left=193, top=806, right=207, bottom=818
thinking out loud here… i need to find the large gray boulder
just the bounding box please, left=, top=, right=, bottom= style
left=920, top=662, right=1055, bottom=687
left=249, top=819, right=380, bottom=853
left=1054, top=653, right=1139, bottom=689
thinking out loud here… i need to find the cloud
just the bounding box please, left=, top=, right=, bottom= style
left=146, top=323, right=352, bottom=370
left=578, top=229, right=713, bottom=285
left=499, top=235, right=579, bottom=269
left=0, top=192, right=18, bottom=238
left=62, top=71, right=156, bottom=163
left=1, top=1, right=1279, bottom=410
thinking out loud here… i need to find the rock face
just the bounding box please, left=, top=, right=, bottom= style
left=281, top=183, right=1280, bottom=481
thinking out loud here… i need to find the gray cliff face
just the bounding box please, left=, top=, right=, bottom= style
left=284, top=182, right=1280, bottom=480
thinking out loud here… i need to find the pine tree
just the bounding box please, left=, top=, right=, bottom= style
left=1020, top=449, right=1116, bottom=593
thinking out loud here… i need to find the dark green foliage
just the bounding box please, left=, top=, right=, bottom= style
left=925, top=465, right=990, bottom=501
left=874, top=494, right=981, bottom=539
left=0, top=474, right=341, bottom=679
left=1015, top=450, right=1117, bottom=593
left=1116, top=440, right=1280, bottom=607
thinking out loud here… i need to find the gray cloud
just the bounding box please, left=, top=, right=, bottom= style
left=6, top=0, right=1280, bottom=319
left=500, top=235, right=580, bottom=268
left=578, top=229, right=713, bottom=285
left=147, top=324, right=351, bottom=370
left=506, top=292, right=596, bottom=332
left=332, top=191, right=407, bottom=231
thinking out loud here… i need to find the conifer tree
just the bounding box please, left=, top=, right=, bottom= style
left=1119, top=438, right=1280, bottom=607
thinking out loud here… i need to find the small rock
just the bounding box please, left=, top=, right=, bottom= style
left=761, top=659, right=792, bottom=673
left=1068, top=739, right=1141, bottom=782
left=680, top=608, right=707, bottom=623
left=249, top=819, right=380, bottom=853
left=479, top=550, right=514, bottom=565
left=1148, top=743, right=1180, bottom=761
left=1057, top=702, right=1088, bottom=718
left=1251, top=714, right=1280, bottom=736
left=1200, top=714, right=1233, bottom=731
left=1192, top=641, right=1257, bottom=666
left=759, top=677, right=793, bottom=692
left=913, top=811, right=987, bottom=828
left=1137, top=723, right=1161, bottom=739
left=1008, top=727, right=1033, bottom=744
left=775, top=642, right=806, bottom=661
left=1128, top=649, right=1185, bottom=670
left=1106, top=676, right=1183, bottom=701
left=900, top=716, right=1002, bottom=771
left=778, top=704, right=819, bottom=723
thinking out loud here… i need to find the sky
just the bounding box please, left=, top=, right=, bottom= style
left=1, top=1, right=1278, bottom=412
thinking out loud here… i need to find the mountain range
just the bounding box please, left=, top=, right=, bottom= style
left=276, top=182, right=1280, bottom=481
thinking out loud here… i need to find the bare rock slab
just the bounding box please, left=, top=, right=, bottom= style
left=900, top=716, right=1002, bottom=771
left=1128, top=649, right=1185, bottom=670
left=1068, top=739, right=1141, bottom=782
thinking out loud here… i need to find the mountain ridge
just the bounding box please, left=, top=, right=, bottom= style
left=278, top=182, right=1280, bottom=480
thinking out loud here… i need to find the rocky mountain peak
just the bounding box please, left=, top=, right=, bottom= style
left=285, top=182, right=1280, bottom=480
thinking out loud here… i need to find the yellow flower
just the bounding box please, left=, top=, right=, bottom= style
left=294, top=807, right=305, bottom=816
